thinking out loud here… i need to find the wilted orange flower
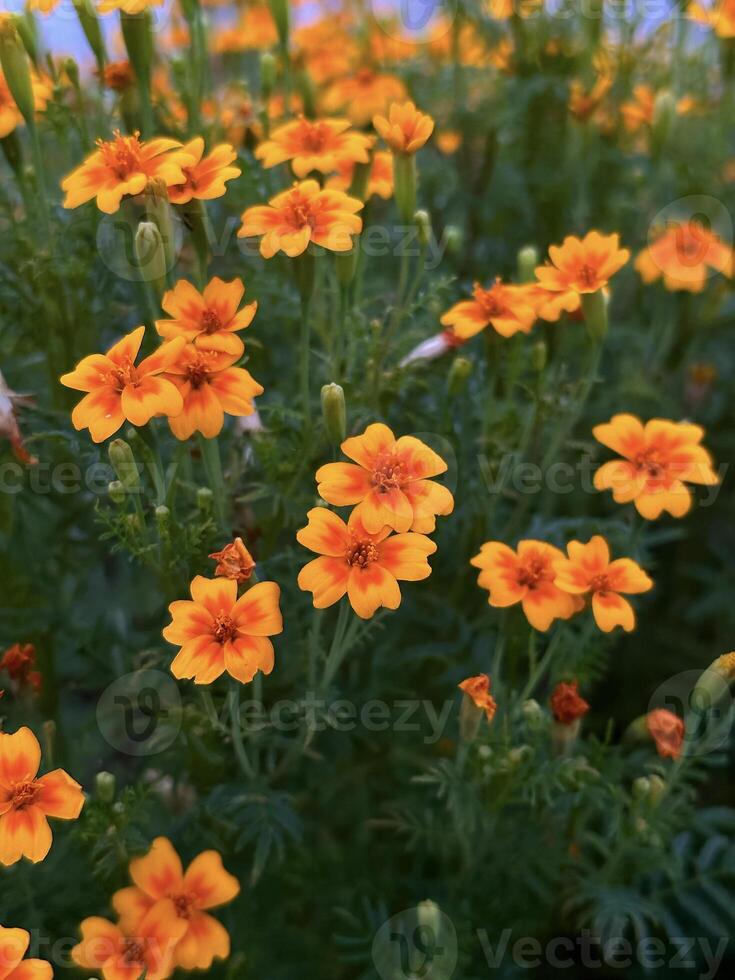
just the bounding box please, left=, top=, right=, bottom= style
left=323, top=69, right=407, bottom=127
left=101, top=60, right=135, bottom=92
left=60, top=328, right=185, bottom=443
left=156, top=277, right=257, bottom=357
left=646, top=709, right=685, bottom=759
left=634, top=221, right=733, bottom=292
left=458, top=675, right=497, bottom=721
left=315, top=422, right=454, bottom=534
left=0, top=643, right=40, bottom=694
left=593, top=414, right=719, bottom=519
left=535, top=231, right=630, bottom=300
left=553, top=536, right=653, bottom=633
left=163, top=576, right=282, bottom=684
left=163, top=346, right=263, bottom=440
left=61, top=131, right=192, bottom=214
left=112, top=837, right=240, bottom=971
left=326, top=151, right=394, bottom=200
left=239, top=180, right=363, bottom=258
left=297, top=508, right=436, bottom=619
left=373, top=101, right=434, bottom=154
left=470, top=540, right=580, bottom=632
left=255, top=117, right=373, bottom=178
left=550, top=680, right=590, bottom=724
left=209, top=537, right=255, bottom=582
left=72, top=903, right=186, bottom=980
left=441, top=279, right=538, bottom=340
left=0, top=68, right=52, bottom=138
left=620, top=84, right=655, bottom=133
left=0, top=726, right=84, bottom=866
left=0, top=924, right=51, bottom=979
left=166, top=137, right=240, bottom=205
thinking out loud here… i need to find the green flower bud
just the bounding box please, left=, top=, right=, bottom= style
left=447, top=356, right=472, bottom=397
left=197, top=486, right=213, bottom=514
left=444, top=225, right=462, bottom=256
left=108, top=439, right=140, bottom=490
left=135, top=220, right=167, bottom=297
left=15, top=13, right=39, bottom=68
left=155, top=504, right=170, bottom=532
left=517, top=244, right=539, bottom=283
left=95, top=770, right=116, bottom=803
left=108, top=480, right=126, bottom=504
left=414, top=209, right=432, bottom=248
left=531, top=340, right=547, bottom=373
left=260, top=51, right=277, bottom=98
left=321, top=383, right=346, bottom=445
left=335, top=249, right=358, bottom=287
left=0, top=17, right=35, bottom=127
left=580, top=289, right=608, bottom=344
left=632, top=776, right=650, bottom=800
left=144, top=177, right=176, bottom=272
left=521, top=698, right=544, bottom=730
left=63, top=57, right=80, bottom=90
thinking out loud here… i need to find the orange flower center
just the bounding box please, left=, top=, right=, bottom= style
left=346, top=539, right=378, bottom=568
left=577, top=263, right=599, bottom=288
left=283, top=195, right=316, bottom=231
left=473, top=282, right=505, bottom=318
left=632, top=449, right=667, bottom=480
left=106, top=357, right=139, bottom=391
left=588, top=573, right=612, bottom=594
left=213, top=612, right=238, bottom=644
left=183, top=355, right=213, bottom=389
left=98, top=131, right=144, bottom=180
left=516, top=554, right=553, bottom=590
left=294, top=119, right=332, bottom=152
left=122, top=939, right=146, bottom=966
left=201, top=309, right=223, bottom=333
left=173, top=892, right=194, bottom=919
left=371, top=453, right=405, bottom=492
left=11, top=780, right=41, bottom=810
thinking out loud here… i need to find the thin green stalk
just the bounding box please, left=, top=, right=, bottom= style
left=321, top=602, right=351, bottom=689
left=299, top=294, right=312, bottom=426
left=228, top=684, right=256, bottom=779
left=198, top=434, right=228, bottom=530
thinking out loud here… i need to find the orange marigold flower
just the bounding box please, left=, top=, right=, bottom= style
left=72, top=902, right=186, bottom=980
left=634, top=220, right=733, bottom=292
left=458, top=674, right=497, bottom=721
left=97, top=0, right=164, bottom=12
left=61, top=131, right=192, bottom=214
left=167, top=137, right=240, bottom=205
left=255, top=116, right=373, bottom=178
left=528, top=283, right=582, bottom=322
left=0, top=643, right=41, bottom=693
left=163, top=346, right=262, bottom=440
left=112, top=837, right=240, bottom=971
left=553, top=535, right=653, bottom=633
left=0, top=726, right=84, bottom=866
left=620, top=84, right=655, bottom=132
left=436, top=130, right=462, bottom=154
left=440, top=279, right=538, bottom=340
left=689, top=0, right=735, bottom=36
left=101, top=60, right=135, bottom=92
left=593, top=414, right=719, bottom=519
left=550, top=680, right=590, bottom=724
left=535, top=231, right=630, bottom=299
left=297, top=507, right=436, bottom=619
left=60, top=328, right=185, bottom=444
left=646, top=708, right=685, bottom=759
left=470, top=540, right=580, bottom=632
left=326, top=150, right=394, bottom=200
left=0, top=924, right=52, bottom=979
left=163, top=576, right=282, bottom=684
left=209, top=537, right=256, bottom=582
left=156, top=277, right=257, bottom=358
left=212, top=3, right=278, bottom=51
left=238, top=179, right=363, bottom=258
left=0, top=68, right=52, bottom=139
left=322, top=68, right=407, bottom=127
left=315, top=422, right=454, bottom=534
left=373, top=101, right=434, bottom=155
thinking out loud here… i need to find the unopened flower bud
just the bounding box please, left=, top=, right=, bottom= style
left=260, top=51, right=277, bottom=98
left=144, top=177, right=176, bottom=271
left=321, top=383, right=346, bottom=445
left=458, top=675, right=496, bottom=743
left=135, top=220, right=167, bottom=297
left=108, top=439, right=140, bottom=490
left=0, top=17, right=35, bottom=126
left=414, top=209, right=431, bottom=248
left=197, top=486, right=213, bottom=514
left=580, top=289, right=608, bottom=344
left=108, top=480, right=126, bottom=504
left=155, top=504, right=170, bottom=532
left=522, top=698, right=544, bottom=730
left=444, top=225, right=462, bottom=256
left=15, top=13, right=39, bottom=67
left=95, top=770, right=116, bottom=803
left=64, top=57, right=80, bottom=90
left=517, top=244, right=539, bottom=283
left=447, top=356, right=472, bottom=397
left=632, top=776, right=650, bottom=800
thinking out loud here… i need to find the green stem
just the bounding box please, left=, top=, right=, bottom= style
left=299, top=293, right=312, bottom=426
left=198, top=435, right=228, bottom=531
left=228, top=684, right=256, bottom=779
left=321, top=602, right=351, bottom=689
